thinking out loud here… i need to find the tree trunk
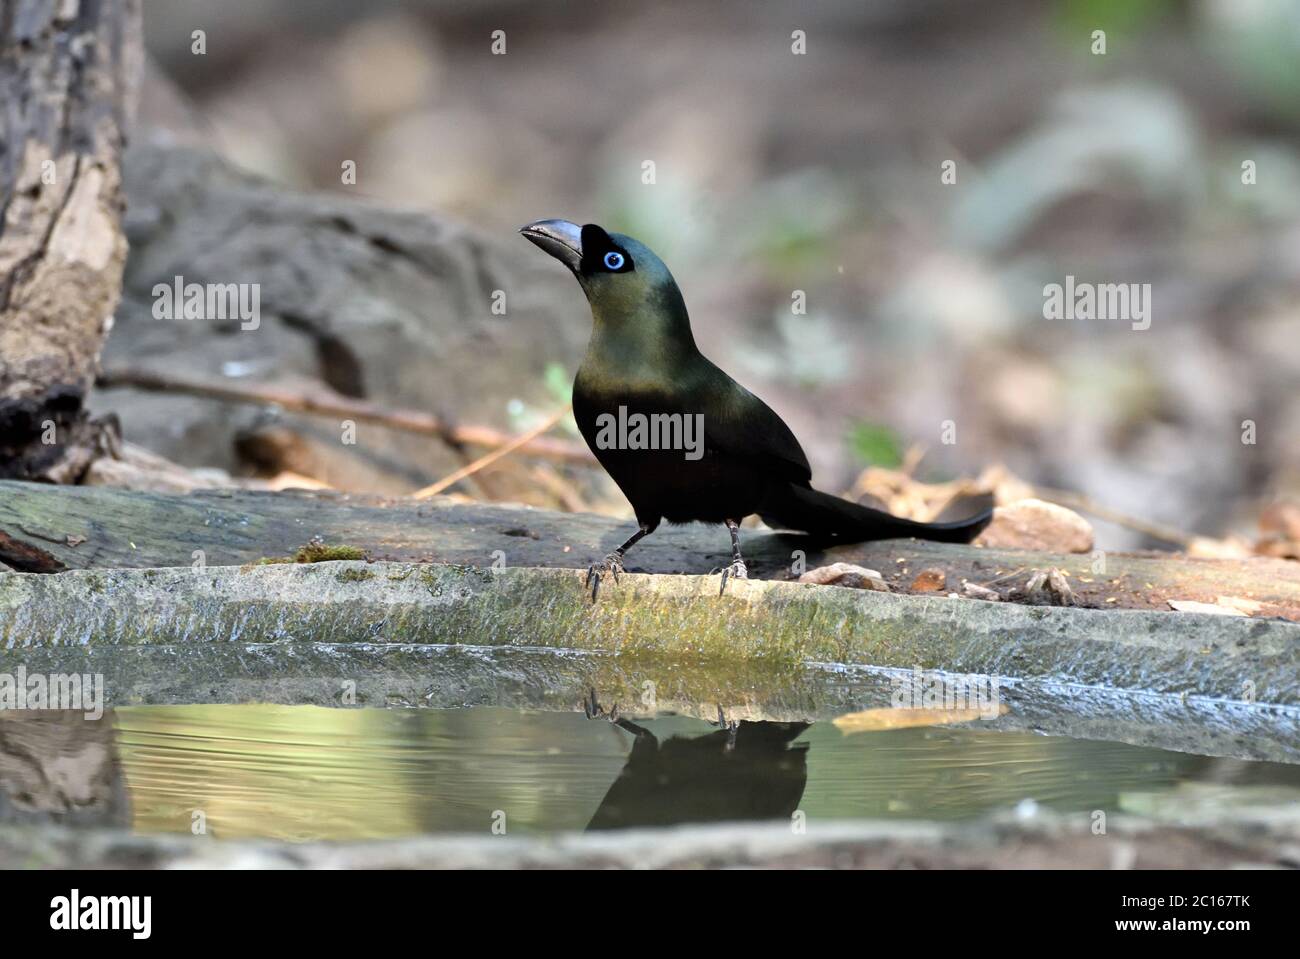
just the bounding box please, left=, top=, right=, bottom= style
left=0, top=0, right=141, bottom=481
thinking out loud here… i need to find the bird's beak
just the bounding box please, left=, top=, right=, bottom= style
left=519, top=219, right=583, bottom=272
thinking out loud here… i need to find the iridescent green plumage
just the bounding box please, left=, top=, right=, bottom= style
left=520, top=219, right=991, bottom=599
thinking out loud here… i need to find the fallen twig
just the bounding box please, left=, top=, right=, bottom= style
left=414, top=406, right=571, bottom=499
left=1032, top=485, right=1193, bottom=548
left=98, top=368, right=596, bottom=466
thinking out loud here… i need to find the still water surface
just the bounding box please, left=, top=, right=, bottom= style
left=89, top=705, right=1300, bottom=840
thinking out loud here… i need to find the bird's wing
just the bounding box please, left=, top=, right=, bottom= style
left=688, top=358, right=813, bottom=484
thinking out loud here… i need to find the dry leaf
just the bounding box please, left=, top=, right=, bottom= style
left=1256, top=502, right=1300, bottom=560
left=1216, top=596, right=1263, bottom=615
left=264, top=471, right=333, bottom=491
left=974, top=498, right=1094, bottom=553
left=833, top=704, right=1008, bottom=734
left=910, top=567, right=947, bottom=592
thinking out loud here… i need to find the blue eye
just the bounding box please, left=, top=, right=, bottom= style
left=603, top=251, right=625, bottom=270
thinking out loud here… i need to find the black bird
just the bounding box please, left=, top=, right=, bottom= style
left=521, top=219, right=992, bottom=599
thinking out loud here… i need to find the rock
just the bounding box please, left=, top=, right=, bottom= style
left=7, top=809, right=1300, bottom=869
left=83, top=442, right=240, bottom=493
left=5, top=481, right=1300, bottom=620
left=1187, top=535, right=1255, bottom=560
left=910, top=567, right=947, bottom=592
left=5, top=561, right=1300, bottom=731
left=1168, top=600, right=1246, bottom=617
left=93, top=139, right=585, bottom=496
left=799, top=563, right=890, bottom=591
left=974, top=498, right=1094, bottom=553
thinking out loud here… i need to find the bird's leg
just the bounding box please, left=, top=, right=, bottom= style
left=586, top=522, right=652, bottom=602
left=714, top=704, right=740, bottom=752
left=583, top=687, right=619, bottom=723
left=718, top=519, right=749, bottom=596
left=584, top=688, right=658, bottom=738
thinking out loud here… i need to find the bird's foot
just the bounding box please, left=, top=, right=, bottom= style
left=583, top=687, right=619, bottom=724
left=713, top=704, right=740, bottom=751
left=585, top=551, right=624, bottom=602
left=718, top=559, right=748, bottom=596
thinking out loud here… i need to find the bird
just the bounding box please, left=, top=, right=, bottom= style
left=520, top=219, right=992, bottom=600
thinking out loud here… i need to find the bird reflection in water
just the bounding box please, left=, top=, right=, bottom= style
left=585, top=704, right=810, bottom=831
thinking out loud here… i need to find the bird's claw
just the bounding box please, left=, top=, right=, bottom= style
left=583, top=687, right=619, bottom=723
left=718, top=559, right=748, bottom=596
left=585, top=551, right=624, bottom=602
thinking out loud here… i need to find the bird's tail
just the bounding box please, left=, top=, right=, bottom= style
left=761, top=483, right=992, bottom=544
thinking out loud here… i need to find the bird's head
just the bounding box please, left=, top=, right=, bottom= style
left=519, top=219, right=686, bottom=328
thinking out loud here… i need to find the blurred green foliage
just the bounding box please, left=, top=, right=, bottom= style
left=543, top=362, right=571, bottom=404
left=847, top=421, right=904, bottom=468
left=1055, top=0, right=1177, bottom=39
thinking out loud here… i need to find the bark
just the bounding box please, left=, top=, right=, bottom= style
left=0, top=0, right=141, bottom=481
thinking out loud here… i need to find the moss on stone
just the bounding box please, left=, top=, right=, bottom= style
left=295, top=543, right=367, bottom=563
left=336, top=568, right=375, bottom=583
left=247, top=542, right=368, bottom=567
left=3, top=562, right=1298, bottom=715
